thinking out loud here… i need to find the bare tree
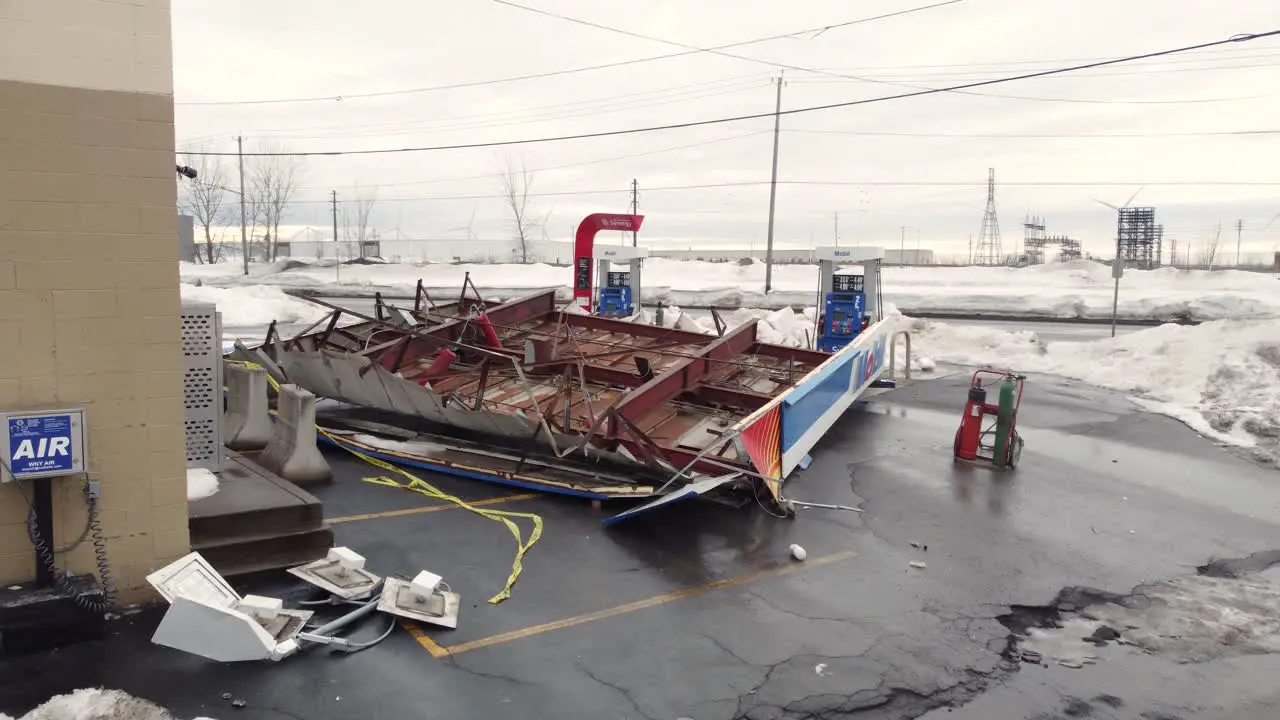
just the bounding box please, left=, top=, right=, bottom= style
left=249, top=142, right=305, bottom=262
left=178, top=149, right=229, bottom=263
left=1203, top=223, right=1222, bottom=269
left=499, top=158, right=539, bottom=263
left=342, top=187, right=378, bottom=257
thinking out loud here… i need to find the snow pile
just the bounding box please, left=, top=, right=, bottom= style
left=180, top=258, right=1280, bottom=323
left=1022, top=572, right=1280, bottom=666
left=7, top=688, right=217, bottom=719
left=186, top=468, right=220, bottom=501
left=179, top=284, right=327, bottom=327
left=890, top=311, right=1280, bottom=460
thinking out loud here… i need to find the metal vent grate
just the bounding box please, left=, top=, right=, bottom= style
left=183, top=367, right=216, bottom=410
left=181, top=302, right=223, bottom=472
left=184, top=417, right=218, bottom=465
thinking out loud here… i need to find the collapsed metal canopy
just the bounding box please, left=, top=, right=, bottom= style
left=230, top=279, right=893, bottom=508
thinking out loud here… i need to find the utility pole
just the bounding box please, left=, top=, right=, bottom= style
left=237, top=136, right=248, bottom=275
left=764, top=72, right=784, bottom=294
left=1236, top=218, right=1244, bottom=267
left=899, top=226, right=906, bottom=266
left=833, top=211, right=839, bottom=247
left=630, top=179, right=639, bottom=247
left=331, top=190, right=340, bottom=283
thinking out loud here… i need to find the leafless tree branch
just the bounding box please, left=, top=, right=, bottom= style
left=342, top=186, right=378, bottom=257
left=499, top=157, right=539, bottom=263
left=249, top=141, right=305, bottom=262
left=177, top=148, right=229, bottom=263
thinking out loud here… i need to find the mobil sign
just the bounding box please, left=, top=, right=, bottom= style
left=2, top=409, right=87, bottom=482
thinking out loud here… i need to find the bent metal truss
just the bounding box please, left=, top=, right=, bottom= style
left=229, top=280, right=893, bottom=511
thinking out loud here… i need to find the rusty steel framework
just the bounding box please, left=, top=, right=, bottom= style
left=235, top=283, right=832, bottom=490
left=1117, top=206, right=1161, bottom=269
left=1020, top=214, right=1081, bottom=265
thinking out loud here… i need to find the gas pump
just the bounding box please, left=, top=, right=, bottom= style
left=813, top=246, right=884, bottom=353
left=594, top=246, right=646, bottom=317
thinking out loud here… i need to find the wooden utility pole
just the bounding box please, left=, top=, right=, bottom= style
left=237, top=136, right=248, bottom=275
left=1236, top=218, right=1244, bottom=267
left=630, top=179, right=639, bottom=247
left=331, top=190, right=340, bottom=283
left=764, top=73, right=784, bottom=293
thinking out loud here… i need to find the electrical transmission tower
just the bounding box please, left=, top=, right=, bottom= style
left=974, top=168, right=1003, bottom=266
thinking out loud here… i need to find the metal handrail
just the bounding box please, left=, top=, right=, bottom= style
left=888, top=330, right=912, bottom=381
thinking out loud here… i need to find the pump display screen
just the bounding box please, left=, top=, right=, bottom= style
left=831, top=311, right=847, bottom=322
left=833, top=274, right=864, bottom=293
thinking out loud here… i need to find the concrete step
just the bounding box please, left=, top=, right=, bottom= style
left=188, top=452, right=334, bottom=578
left=193, top=526, right=335, bottom=578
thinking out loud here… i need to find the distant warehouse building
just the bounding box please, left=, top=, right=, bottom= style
left=651, top=247, right=936, bottom=265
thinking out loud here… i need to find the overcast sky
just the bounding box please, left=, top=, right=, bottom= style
left=172, top=0, right=1280, bottom=261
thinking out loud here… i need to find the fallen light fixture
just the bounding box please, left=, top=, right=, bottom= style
left=288, top=546, right=382, bottom=600
left=147, top=552, right=398, bottom=662
left=146, top=552, right=313, bottom=663
left=377, top=569, right=461, bottom=629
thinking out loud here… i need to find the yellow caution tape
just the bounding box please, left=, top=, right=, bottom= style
left=226, top=359, right=542, bottom=604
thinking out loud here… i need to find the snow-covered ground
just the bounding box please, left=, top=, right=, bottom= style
left=188, top=259, right=1280, bottom=467
left=181, top=258, right=1280, bottom=323
left=186, top=468, right=220, bottom=502
left=1, top=688, right=216, bottom=720
left=887, top=312, right=1280, bottom=465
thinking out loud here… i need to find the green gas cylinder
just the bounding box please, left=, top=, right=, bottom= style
left=993, top=376, right=1017, bottom=467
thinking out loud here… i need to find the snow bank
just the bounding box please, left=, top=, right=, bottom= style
left=180, top=258, right=1280, bottom=323
left=186, top=468, right=219, bottom=501
left=10, top=688, right=217, bottom=719
left=1022, top=572, right=1280, bottom=666
left=890, top=311, right=1280, bottom=461
left=179, top=284, right=327, bottom=327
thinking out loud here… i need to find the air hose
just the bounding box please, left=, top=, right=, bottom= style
left=21, top=480, right=118, bottom=615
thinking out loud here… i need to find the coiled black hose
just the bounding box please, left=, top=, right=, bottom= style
left=25, top=488, right=117, bottom=615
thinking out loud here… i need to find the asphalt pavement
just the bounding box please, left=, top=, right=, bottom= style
left=2, top=372, right=1277, bottom=719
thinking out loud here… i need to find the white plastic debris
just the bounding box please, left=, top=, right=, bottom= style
left=909, top=561, right=927, bottom=569
left=789, top=544, right=808, bottom=561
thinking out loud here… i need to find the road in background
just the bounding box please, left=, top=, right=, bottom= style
left=223, top=296, right=1142, bottom=348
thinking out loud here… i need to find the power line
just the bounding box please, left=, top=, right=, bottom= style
left=276, top=179, right=1280, bottom=205
left=784, top=128, right=1280, bottom=139
left=788, top=58, right=1280, bottom=83
left=491, top=0, right=1270, bottom=105
left=202, top=75, right=770, bottom=143
left=179, top=28, right=1280, bottom=158
left=286, top=130, right=770, bottom=190
left=807, top=48, right=1280, bottom=73
left=174, top=3, right=957, bottom=107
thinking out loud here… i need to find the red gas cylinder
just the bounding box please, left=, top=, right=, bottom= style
left=417, top=347, right=457, bottom=387
left=955, top=384, right=986, bottom=460
left=474, top=313, right=502, bottom=349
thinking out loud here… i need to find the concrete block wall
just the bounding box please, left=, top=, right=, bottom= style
left=0, top=0, right=188, bottom=601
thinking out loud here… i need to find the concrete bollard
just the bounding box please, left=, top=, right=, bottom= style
left=224, top=363, right=274, bottom=451
left=257, top=384, right=332, bottom=484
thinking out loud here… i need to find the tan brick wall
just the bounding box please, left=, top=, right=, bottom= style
left=0, top=78, right=187, bottom=603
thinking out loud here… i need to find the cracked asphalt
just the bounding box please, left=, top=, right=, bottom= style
left=1, top=370, right=1278, bottom=719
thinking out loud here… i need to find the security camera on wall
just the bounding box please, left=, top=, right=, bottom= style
left=175, top=165, right=198, bottom=179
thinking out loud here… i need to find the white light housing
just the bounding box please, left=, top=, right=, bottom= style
left=288, top=547, right=381, bottom=600
left=147, top=553, right=311, bottom=663
left=327, top=546, right=366, bottom=571
left=377, top=575, right=460, bottom=629
left=410, top=570, right=443, bottom=597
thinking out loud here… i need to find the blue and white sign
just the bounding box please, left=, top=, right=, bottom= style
left=1, top=409, right=87, bottom=482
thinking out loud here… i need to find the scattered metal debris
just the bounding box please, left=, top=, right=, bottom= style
left=230, top=279, right=895, bottom=521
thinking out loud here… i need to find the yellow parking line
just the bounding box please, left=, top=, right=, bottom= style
left=413, top=549, right=857, bottom=658
left=328, top=493, right=538, bottom=525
